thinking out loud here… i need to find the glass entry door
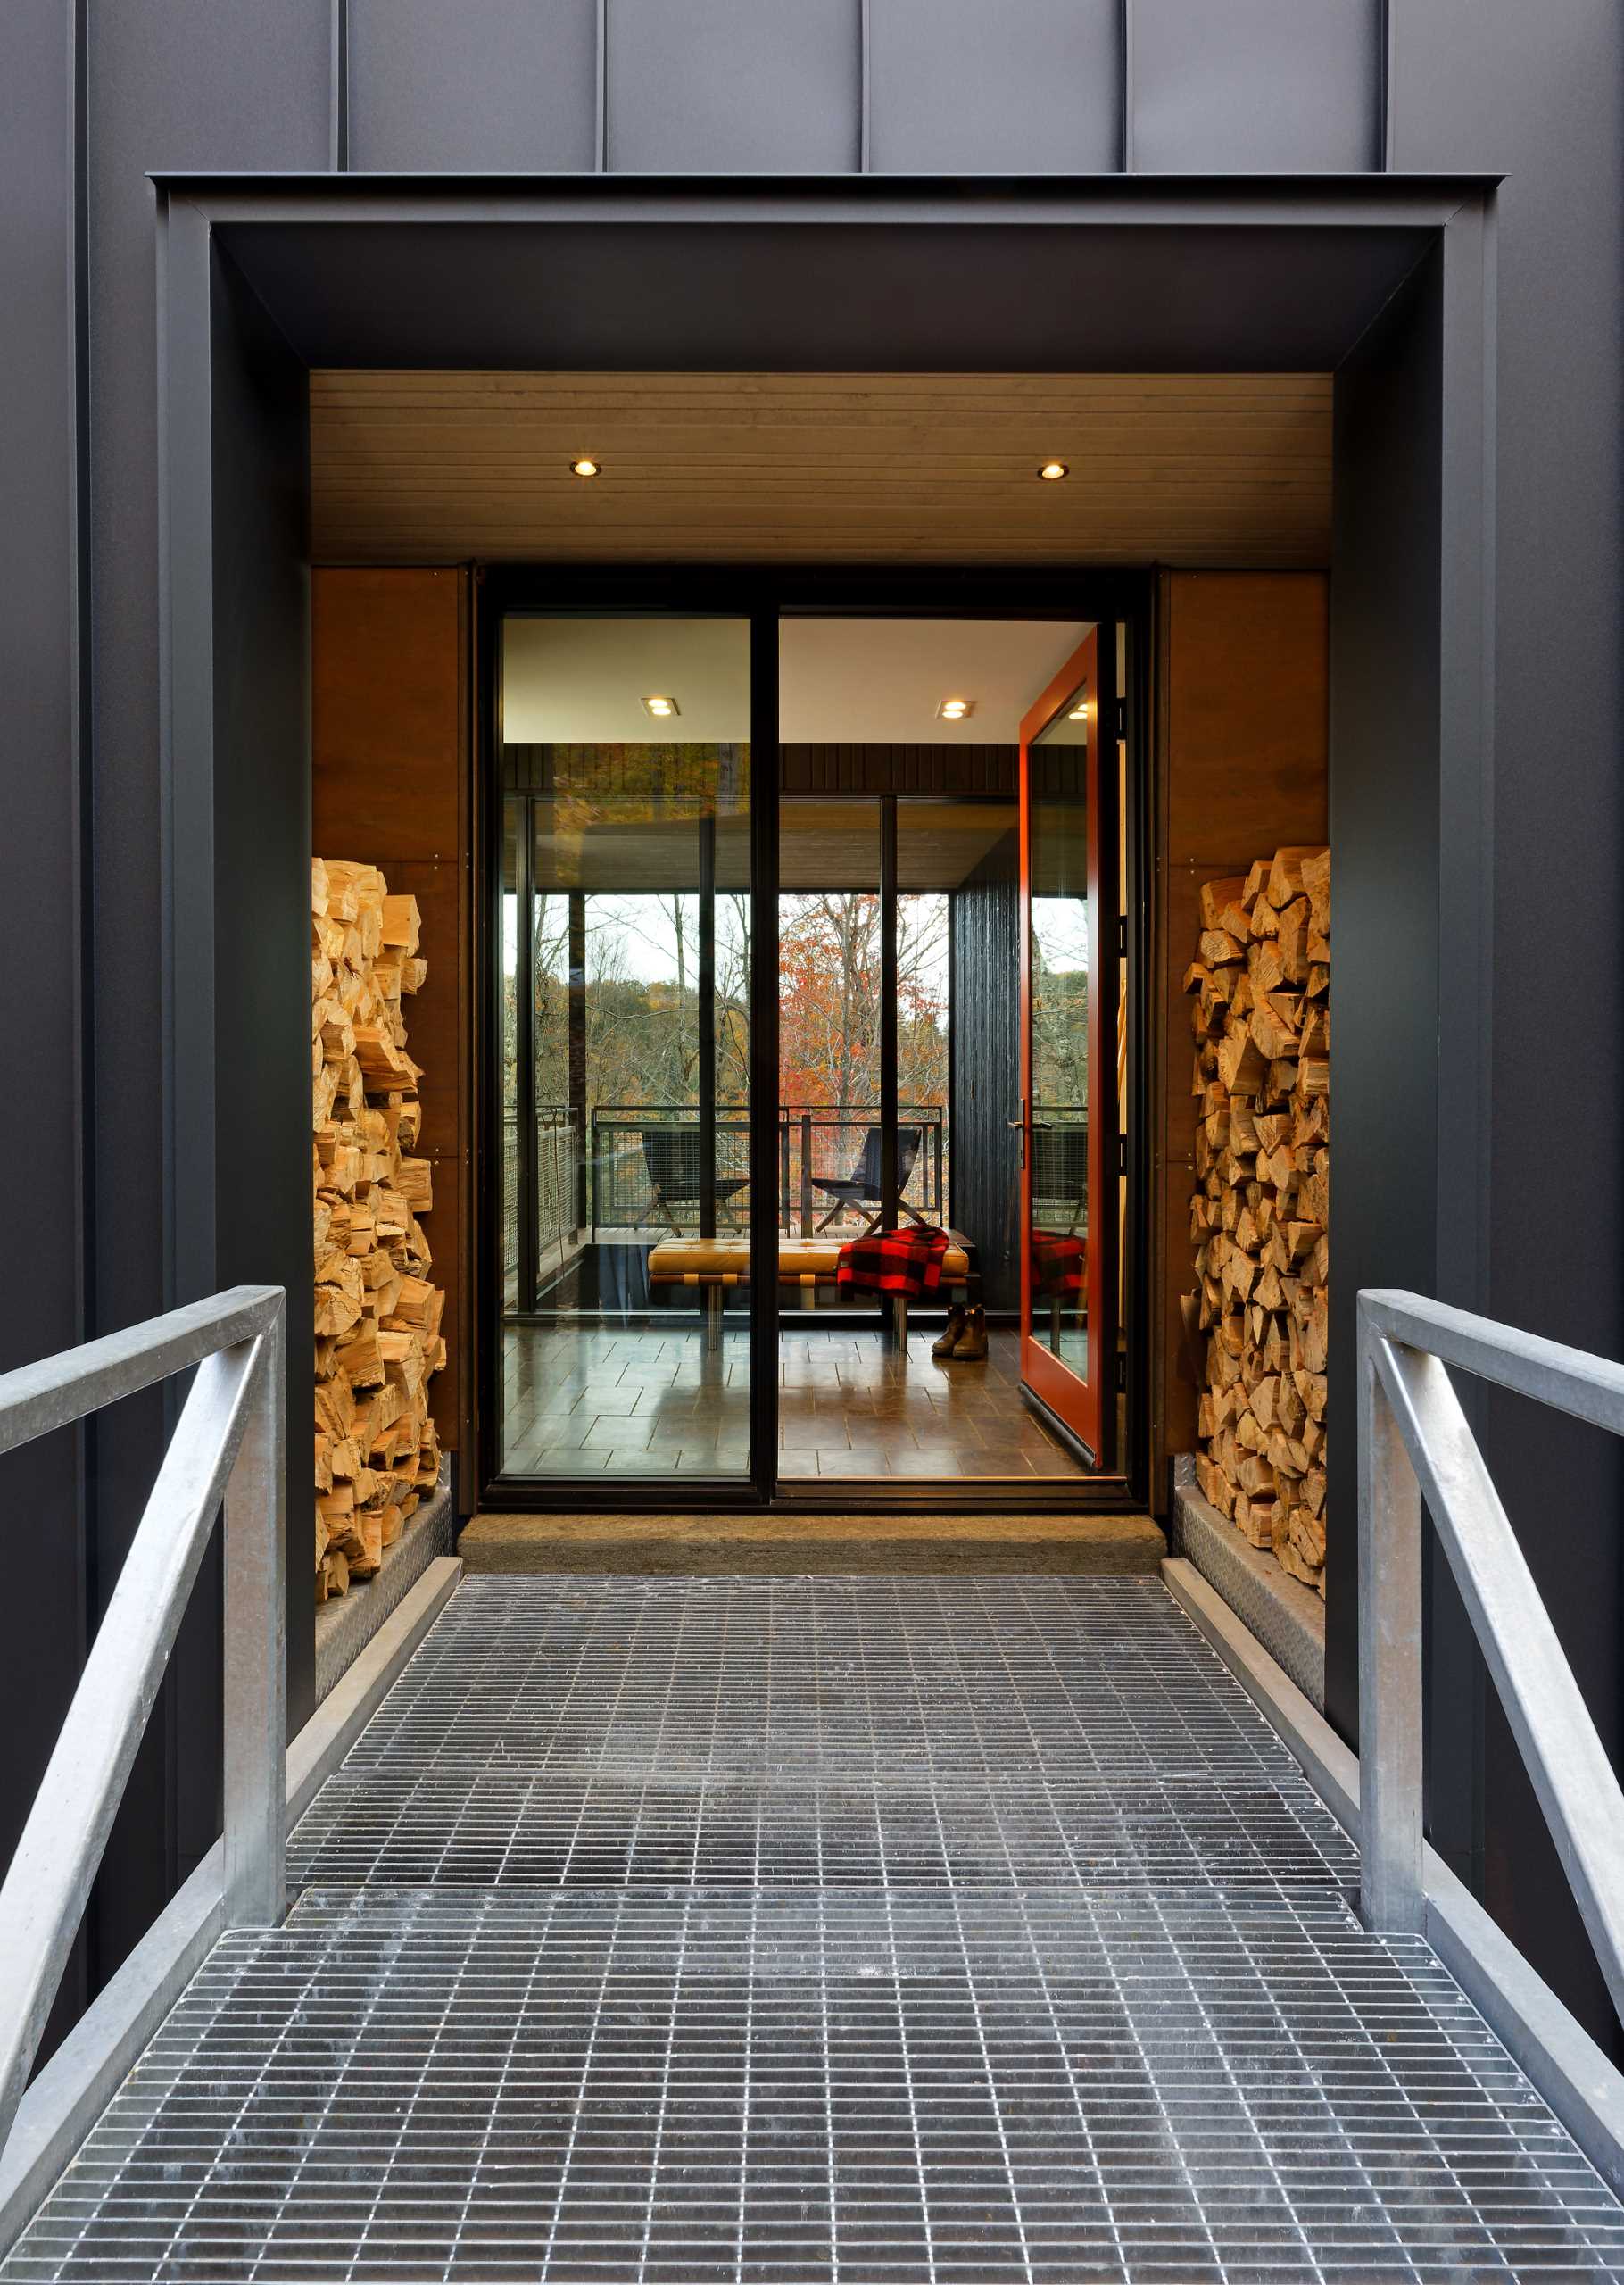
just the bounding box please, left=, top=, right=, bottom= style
left=495, top=613, right=759, bottom=1488
left=1016, top=627, right=1118, bottom=1464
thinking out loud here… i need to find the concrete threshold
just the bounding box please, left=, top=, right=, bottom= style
left=459, top=1509, right=1167, bottom=1575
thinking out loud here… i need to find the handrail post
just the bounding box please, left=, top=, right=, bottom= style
left=222, top=1307, right=286, bottom=1928
left=1358, top=1304, right=1425, bottom=1931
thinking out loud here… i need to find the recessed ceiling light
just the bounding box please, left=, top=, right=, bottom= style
left=1067, top=701, right=1090, bottom=721
left=1038, top=460, right=1069, bottom=481
left=642, top=694, right=680, bottom=719
left=570, top=457, right=601, bottom=478
left=936, top=697, right=975, bottom=722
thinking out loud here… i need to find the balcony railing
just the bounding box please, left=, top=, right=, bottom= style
left=587, top=1104, right=947, bottom=1234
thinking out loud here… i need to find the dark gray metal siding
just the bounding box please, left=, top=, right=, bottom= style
left=1388, top=0, right=1624, bottom=2062
left=2, top=0, right=89, bottom=2065
left=607, top=0, right=861, bottom=173
left=868, top=0, right=1121, bottom=174
left=80, top=0, right=328, bottom=1991
left=1131, top=0, right=1382, bottom=172
left=0, top=0, right=1620, bottom=2056
left=348, top=0, right=599, bottom=172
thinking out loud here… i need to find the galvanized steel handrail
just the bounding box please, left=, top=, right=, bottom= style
left=0, top=1286, right=286, bottom=2168
left=1358, top=1288, right=1624, bottom=2024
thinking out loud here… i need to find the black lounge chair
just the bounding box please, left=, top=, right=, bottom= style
left=641, top=1126, right=750, bottom=1233
left=812, top=1124, right=927, bottom=1234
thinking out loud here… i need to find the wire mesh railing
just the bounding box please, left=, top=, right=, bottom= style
left=584, top=1104, right=948, bottom=1234
left=502, top=1106, right=584, bottom=1306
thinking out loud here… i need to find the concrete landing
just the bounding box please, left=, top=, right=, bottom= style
left=459, top=1507, right=1167, bottom=1575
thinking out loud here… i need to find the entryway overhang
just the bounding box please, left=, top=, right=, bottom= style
left=150, top=169, right=1498, bottom=1744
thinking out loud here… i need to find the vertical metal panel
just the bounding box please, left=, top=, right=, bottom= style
left=1131, top=0, right=1380, bottom=172
left=0, top=0, right=91, bottom=2063
left=607, top=0, right=860, bottom=172
left=203, top=239, right=316, bottom=1743
left=87, top=0, right=328, bottom=1993
left=1389, top=0, right=1624, bottom=2061
left=867, top=0, right=1120, bottom=175
left=949, top=829, right=1021, bottom=1310
left=348, top=0, right=598, bottom=172
left=1328, top=254, right=1442, bottom=1748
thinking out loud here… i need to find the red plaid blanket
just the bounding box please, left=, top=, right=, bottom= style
left=836, top=1224, right=951, bottom=1300
left=1031, top=1232, right=1086, bottom=1295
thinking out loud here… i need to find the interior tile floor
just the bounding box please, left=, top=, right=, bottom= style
left=501, top=1322, right=1090, bottom=1479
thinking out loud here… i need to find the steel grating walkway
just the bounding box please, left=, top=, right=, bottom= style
left=7, top=1574, right=1624, bottom=2281
left=290, top=1576, right=1359, bottom=1895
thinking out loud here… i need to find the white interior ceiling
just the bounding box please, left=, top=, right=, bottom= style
left=503, top=617, right=1091, bottom=744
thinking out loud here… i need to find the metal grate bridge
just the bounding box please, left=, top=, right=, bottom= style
left=5, top=1571, right=1622, bottom=2282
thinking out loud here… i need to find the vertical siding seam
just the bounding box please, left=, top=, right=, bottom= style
left=596, top=0, right=609, bottom=170
left=858, top=0, right=871, bottom=172
left=68, top=0, right=97, bottom=2001
left=328, top=0, right=349, bottom=171
left=1380, top=0, right=1396, bottom=169
left=1120, top=0, right=1134, bottom=171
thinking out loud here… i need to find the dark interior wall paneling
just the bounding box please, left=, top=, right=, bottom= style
left=312, top=569, right=472, bottom=1475
left=606, top=0, right=860, bottom=173
left=85, top=0, right=329, bottom=1999
left=1, top=0, right=89, bottom=2064
left=780, top=746, right=1020, bottom=797
left=1132, top=0, right=1381, bottom=173
left=867, top=0, right=1119, bottom=174
left=1152, top=571, right=1329, bottom=1505
left=1388, top=0, right=1624, bottom=2058
left=347, top=0, right=599, bottom=172
left=949, top=835, right=1022, bottom=1312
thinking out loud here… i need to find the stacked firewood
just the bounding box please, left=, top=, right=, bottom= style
left=1184, top=845, right=1330, bottom=1596
left=311, top=858, right=444, bottom=1601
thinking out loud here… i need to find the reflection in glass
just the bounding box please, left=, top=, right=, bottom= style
left=779, top=802, right=886, bottom=1242
left=498, top=617, right=751, bottom=1481
left=1028, top=688, right=1091, bottom=1375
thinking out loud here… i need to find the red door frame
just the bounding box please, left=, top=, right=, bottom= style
left=1018, top=627, right=1113, bottom=1462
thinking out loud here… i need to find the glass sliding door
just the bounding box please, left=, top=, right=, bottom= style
left=1016, top=627, right=1119, bottom=1465
left=497, top=615, right=755, bottom=1483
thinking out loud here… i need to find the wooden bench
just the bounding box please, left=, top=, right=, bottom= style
left=648, top=1234, right=974, bottom=1346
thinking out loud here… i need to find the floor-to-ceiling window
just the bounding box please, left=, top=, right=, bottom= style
left=773, top=617, right=1108, bottom=1484
left=498, top=615, right=754, bottom=1482
left=491, top=604, right=1136, bottom=1498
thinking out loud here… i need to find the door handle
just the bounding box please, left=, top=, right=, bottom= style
left=1007, top=1100, right=1028, bottom=1167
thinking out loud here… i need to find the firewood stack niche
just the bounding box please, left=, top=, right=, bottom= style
left=1184, top=844, right=1330, bottom=1596
left=311, top=858, right=445, bottom=1602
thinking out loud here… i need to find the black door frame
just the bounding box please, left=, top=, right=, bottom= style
left=476, top=566, right=1151, bottom=1515
left=154, top=165, right=1497, bottom=1757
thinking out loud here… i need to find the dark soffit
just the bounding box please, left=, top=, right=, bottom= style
left=153, top=174, right=1497, bottom=375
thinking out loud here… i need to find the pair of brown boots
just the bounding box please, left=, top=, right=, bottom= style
left=932, top=1304, right=987, bottom=1361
